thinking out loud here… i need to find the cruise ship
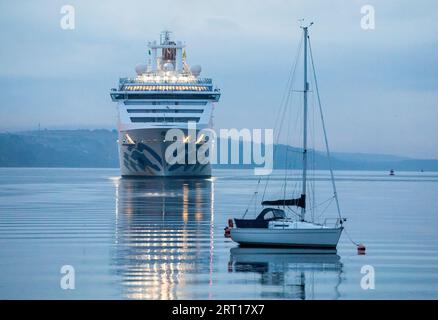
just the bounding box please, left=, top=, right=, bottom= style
left=110, top=31, right=221, bottom=177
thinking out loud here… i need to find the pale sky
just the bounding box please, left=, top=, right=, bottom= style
left=0, top=0, right=437, bottom=158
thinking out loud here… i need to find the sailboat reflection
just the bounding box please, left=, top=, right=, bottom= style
left=229, top=247, right=343, bottom=299
left=113, top=177, right=214, bottom=299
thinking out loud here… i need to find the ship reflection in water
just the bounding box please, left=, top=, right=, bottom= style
left=113, top=178, right=215, bottom=299
left=113, top=177, right=344, bottom=300
left=229, top=248, right=343, bottom=300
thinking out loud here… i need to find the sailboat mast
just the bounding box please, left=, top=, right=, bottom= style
left=301, top=26, right=309, bottom=222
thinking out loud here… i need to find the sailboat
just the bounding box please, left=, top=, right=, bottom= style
left=230, top=23, right=346, bottom=249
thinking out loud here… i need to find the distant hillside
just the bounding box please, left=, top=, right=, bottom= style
left=0, top=129, right=436, bottom=171
left=259, top=144, right=436, bottom=171
left=331, top=152, right=411, bottom=163
left=0, top=129, right=118, bottom=167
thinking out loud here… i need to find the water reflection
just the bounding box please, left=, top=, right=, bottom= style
left=112, top=177, right=344, bottom=300
left=229, top=248, right=343, bottom=299
left=113, top=178, right=214, bottom=299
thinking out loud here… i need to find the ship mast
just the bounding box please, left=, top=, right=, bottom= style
left=300, top=23, right=313, bottom=222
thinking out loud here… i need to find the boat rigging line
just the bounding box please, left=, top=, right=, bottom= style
left=308, top=32, right=365, bottom=252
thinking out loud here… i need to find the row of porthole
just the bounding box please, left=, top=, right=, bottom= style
left=123, top=85, right=210, bottom=91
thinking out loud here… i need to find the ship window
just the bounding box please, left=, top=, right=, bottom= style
left=123, top=101, right=207, bottom=106
left=111, top=93, right=125, bottom=100
left=127, top=109, right=203, bottom=114
left=130, top=117, right=200, bottom=123
left=176, top=101, right=207, bottom=105
left=124, top=93, right=220, bottom=101
left=123, top=85, right=211, bottom=92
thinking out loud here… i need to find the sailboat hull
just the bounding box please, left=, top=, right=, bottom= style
left=230, top=227, right=343, bottom=248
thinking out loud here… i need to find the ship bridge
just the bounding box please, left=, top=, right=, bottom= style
left=110, top=76, right=220, bottom=102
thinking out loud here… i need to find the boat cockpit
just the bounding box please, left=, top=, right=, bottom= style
left=234, top=208, right=286, bottom=228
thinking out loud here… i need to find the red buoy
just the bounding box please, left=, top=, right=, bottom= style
left=224, top=226, right=231, bottom=238
left=228, top=219, right=234, bottom=228
left=357, top=243, right=366, bottom=255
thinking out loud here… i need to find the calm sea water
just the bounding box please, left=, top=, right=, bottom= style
left=0, top=168, right=438, bottom=299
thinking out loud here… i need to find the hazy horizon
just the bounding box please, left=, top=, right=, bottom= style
left=0, top=127, right=434, bottom=161
left=1, top=0, right=437, bottom=159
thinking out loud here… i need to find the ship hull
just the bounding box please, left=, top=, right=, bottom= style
left=118, top=128, right=211, bottom=177
left=230, top=227, right=343, bottom=248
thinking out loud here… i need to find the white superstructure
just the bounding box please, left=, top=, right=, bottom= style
left=110, top=31, right=220, bottom=177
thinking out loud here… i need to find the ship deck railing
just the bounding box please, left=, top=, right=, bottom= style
left=119, top=77, right=213, bottom=85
